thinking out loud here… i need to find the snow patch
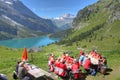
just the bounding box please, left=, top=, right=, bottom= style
left=1, top=15, right=23, bottom=27
left=5, top=1, right=13, bottom=5
left=54, top=14, right=75, bottom=20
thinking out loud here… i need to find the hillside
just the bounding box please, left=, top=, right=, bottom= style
left=58, top=0, right=120, bottom=51
left=0, top=0, right=120, bottom=80
left=0, top=0, right=58, bottom=40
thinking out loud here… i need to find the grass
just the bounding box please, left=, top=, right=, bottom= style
left=0, top=45, right=120, bottom=80
left=0, top=11, right=119, bottom=80
left=0, top=0, right=120, bottom=80
left=0, top=12, right=120, bottom=80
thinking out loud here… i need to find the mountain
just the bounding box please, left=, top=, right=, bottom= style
left=58, top=0, right=120, bottom=51
left=51, top=14, right=75, bottom=30
left=0, top=0, right=58, bottom=40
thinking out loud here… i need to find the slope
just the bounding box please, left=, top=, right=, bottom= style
left=58, top=0, right=120, bottom=51
left=0, top=0, right=58, bottom=40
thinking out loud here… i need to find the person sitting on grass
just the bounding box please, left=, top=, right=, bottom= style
left=54, top=58, right=61, bottom=75
left=58, top=59, right=67, bottom=78
left=71, top=59, right=82, bottom=80
left=13, top=60, right=21, bottom=80
left=83, top=58, right=92, bottom=74
left=79, top=52, right=85, bottom=66
left=48, top=53, right=55, bottom=72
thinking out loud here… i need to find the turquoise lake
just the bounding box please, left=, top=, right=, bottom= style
left=0, top=36, right=60, bottom=48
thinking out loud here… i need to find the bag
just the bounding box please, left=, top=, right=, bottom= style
left=0, top=74, right=8, bottom=80
left=13, top=71, right=18, bottom=79
left=91, top=69, right=96, bottom=76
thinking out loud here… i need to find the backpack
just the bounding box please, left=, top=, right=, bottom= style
left=0, top=74, right=8, bottom=80
left=13, top=71, right=18, bottom=79
left=91, top=69, right=96, bottom=76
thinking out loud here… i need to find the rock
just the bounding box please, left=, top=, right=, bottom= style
left=28, top=47, right=42, bottom=53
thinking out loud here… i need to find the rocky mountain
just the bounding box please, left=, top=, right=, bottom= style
left=72, top=0, right=120, bottom=28
left=0, top=0, right=58, bottom=40
left=58, top=0, right=120, bottom=50
left=51, top=14, right=75, bottom=30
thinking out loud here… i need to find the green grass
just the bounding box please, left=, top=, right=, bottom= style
left=0, top=1, right=120, bottom=79
left=0, top=0, right=120, bottom=80
left=0, top=45, right=120, bottom=80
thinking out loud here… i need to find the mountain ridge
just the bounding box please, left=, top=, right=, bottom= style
left=51, top=14, right=75, bottom=30
left=0, top=0, right=58, bottom=40
left=58, top=0, right=120, bottom=51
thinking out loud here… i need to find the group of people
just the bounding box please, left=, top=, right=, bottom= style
left=48, top=53, right=82, bottom=80
left=78, top=50, right=107, bottom=75
left=1, top=49, right=107, bottom=80
left=48, top=49, right=107, bottom=80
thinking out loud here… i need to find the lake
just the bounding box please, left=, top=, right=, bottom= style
left=0, top=36, right=60, bottom=48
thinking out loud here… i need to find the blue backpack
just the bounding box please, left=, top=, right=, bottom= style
left=91, top=69, right=96, bottom=76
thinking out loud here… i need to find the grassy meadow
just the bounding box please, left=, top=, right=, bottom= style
left=0, top=0, right=120, bottom=80
left=0, top=44, right=120, bottom=80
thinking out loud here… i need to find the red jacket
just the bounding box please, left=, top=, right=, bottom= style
left=72, top=63, right=80, bottom=73
left=54, top=60, right=60, bottom=74
left=84, top=59, right=91, bottom=69
left=72, top=62, right=81, bottom=79
left=68, top=57, right=73, bottom=64
left=59, top=62, right=67, bottom=77
left=54, top=61, right=60, bottom=67
left=49, top=56, right=54, bottom=64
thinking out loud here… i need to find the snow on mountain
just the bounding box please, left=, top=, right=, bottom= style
left=5, top=1, right=13, bottom=5
left=54, top=14, right=75, bottom=20
left=0, top=0, right=18, bottom=5
left=0, top=0, right=58, bottom=40
left=51, top=14, right=75, bottom=30
left=1, top=15, right=23, bottom=27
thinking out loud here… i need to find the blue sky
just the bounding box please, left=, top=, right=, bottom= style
left=20, top=0, right=98, bottom=18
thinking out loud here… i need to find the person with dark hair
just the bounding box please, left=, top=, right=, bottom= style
left=54, top=58, right=61, bottom=75
left=71, top=59, right=82, bottom=80
left=18, top=62, right=27, bottom=80
left=16, top=61, right=21, bottom=73
left=79, top=52, right=85, bottom=65
left=83, top=58, right=91, bottom=74
left=58, top=60, right=67, bottom=78
left=13, top=60, right=21, bottom=80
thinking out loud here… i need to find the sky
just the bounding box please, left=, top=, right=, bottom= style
left=20, top=0, right=98, bottom=18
